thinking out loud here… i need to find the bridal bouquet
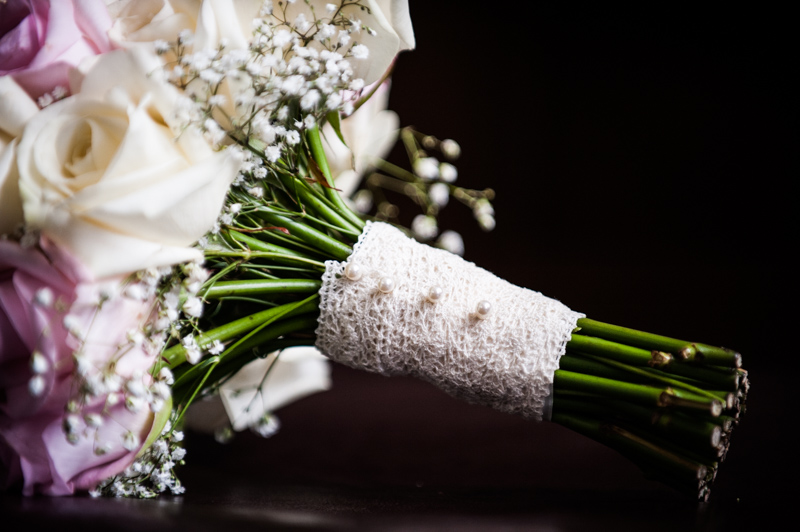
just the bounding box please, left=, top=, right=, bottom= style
left=0, top=0, right=746, bottom=501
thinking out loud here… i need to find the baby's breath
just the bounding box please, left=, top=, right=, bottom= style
left=95, top=419, right=186, bottom=498
left=159, top=1, right=374, bottom=189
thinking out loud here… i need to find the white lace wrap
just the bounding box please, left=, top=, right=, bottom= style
left=316, top=222, right=584, bottom=421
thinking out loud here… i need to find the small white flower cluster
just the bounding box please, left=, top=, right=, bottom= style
left=355, top=130, right=490, bottom=252
left=163, top=1, right=373, bottom=166
left=157, top=261, right=218, bottom=365
left=36, top=85, right=68, bottom=108
left=251, top=412, right=281, bottom=438
left=38, top=260, right=211, bottom=456
left=52, top=274, right=170, bottom=452
left=92, top=420, right=186, bottom=498
left=473, top=198, right=496, bottom=232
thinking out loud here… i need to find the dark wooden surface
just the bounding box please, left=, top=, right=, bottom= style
left=1, top=363, right=791, bottom=530
left=2, top=2, right=792, bottom=530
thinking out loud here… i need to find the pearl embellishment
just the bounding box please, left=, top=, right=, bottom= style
left=344, top=263, right=363, bottom=281
left=475, top=300, right=492, bottom=319
left=378, top=276, right=396, bottom=293
left=426, top=285, right=444, bottom=303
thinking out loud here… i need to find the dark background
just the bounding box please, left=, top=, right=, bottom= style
left=4, top=2, right=794, bottom=530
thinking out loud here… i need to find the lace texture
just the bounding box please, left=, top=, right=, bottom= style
left=316, top=222, right=584, bottom=420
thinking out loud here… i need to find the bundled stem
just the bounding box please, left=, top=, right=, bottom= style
left=554, top=319, right=746, bottom=500
left=159, top=116, right=744, bottom=502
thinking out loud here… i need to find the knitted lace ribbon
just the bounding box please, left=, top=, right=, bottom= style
left=316, top=222, right=584, bottom=421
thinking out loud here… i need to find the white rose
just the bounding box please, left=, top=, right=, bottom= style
left=105, top=0, right=200, bottom=46
left=17, top=47, right=240, bottom=279
left=183, top=347, right=331, bottom=434
left=106, top=0, right=415, bottom=85
left=323, top=81, right=399, bottom=197
left=0, top=76, right=39, bottom=235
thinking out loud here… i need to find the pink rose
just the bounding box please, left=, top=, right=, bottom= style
left=0, top=238, right=157, bottom=495
left=0, top=0, right=113, bottom=99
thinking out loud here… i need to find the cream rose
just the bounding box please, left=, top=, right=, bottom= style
left=106, top=0, right=415, bottom=85
left=0, top=76, right=39, bottom=235
left=17, top=47, right=240, bottom=279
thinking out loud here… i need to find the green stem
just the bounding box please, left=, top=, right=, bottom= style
left=162, top=298, right=319, bottom=368
left=188, top=315, right=319, bottom=393
left=257, top=210, right=352, bottom=261
left=306, top=125, right=366, bottom=231
left=554, top=396, right=722, bottom=454
left=558, top=354, right=645, bottom=383
left=204, top=249, right=325, bottom=270
left=553, top=370, right=666, bottom=408
left=553, top=369, right=721, bottom=416
left=552, top=412, right=708, bottom=485
left=204, top=279, right=322, bottom=299
left=276, top=171, right=362, bottom=237
left=567, top=334, right=662, bottom=367
left=576, top=318, right=741, bottom=368
left=228, top=230, right=319, bottom=261
left=170, top=314, right=318, bottom=402
left=576, top=352, right=726, bottom=405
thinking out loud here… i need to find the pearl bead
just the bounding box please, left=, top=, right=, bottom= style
left=426, top=285, right=444, bottom=303
left=344, top=262, right=363, bottom=281
left=475, top=300, right=491, bottom=319
left=378, top=276, right=395, bottom=293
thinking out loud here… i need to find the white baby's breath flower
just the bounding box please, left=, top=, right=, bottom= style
left=154, top=40, right=170, bottom=54
left=158, top=367, right=175, bottom=385
left=30, top=351, right=48, bottom=374
left=182, top=297, right=204, bottom=318
left=349, top=78, right=365, bottom=92
left=34, top=287, right=54, bottom=307
left=429, top=183, right=450, bottom=207
left=122, top=431, right=140, bottom=452
left=351, top=44, right=369, bottom=59
left=84, top=413, right=103, bottom=428
left=37, top=92, right=54, bottom=108
left=353, top=189, right=373, bottom=213
left=285, top=130, right=301, bottom=145
left=64, top=414, right=81, bottom=433
left=439, top=162, right=458, bottom=183
left=265, top=146, right=282, bottom=163
left=477, top=213, right=496, bottom=232
left=437, top=230, right=465, bottom=256
left=125, top=374, right=147, bottom=398
left=474, top=199, right=494, bottom=217
left=272, top=28, right=293, bottom=48
left=208, top=340, right=225, bottom=355
left=172, top=447, right=187, bottom=461
left=62, top=314, right=83, bottom=339
left=183, top=349, right=201, bottom=366
left=294, top=13, right=312, bottom=32
left=151, top=381, right=171, bottom=401
left=412, top=214, right=438, bottom=240
left=440, top=139, right=461, bottom=159
left=252, top=414, right=281, bottom=438
left=316, top=24, right=336, bottom=41
left=325, top=92, right=342, bottom=110
left=414, top=157, right=439, bottom=179
left=301, top=89, right=321, bottom=110
left=125, top=395, right=145, bottom=413
left=28, top=375, right=45, bottom=397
